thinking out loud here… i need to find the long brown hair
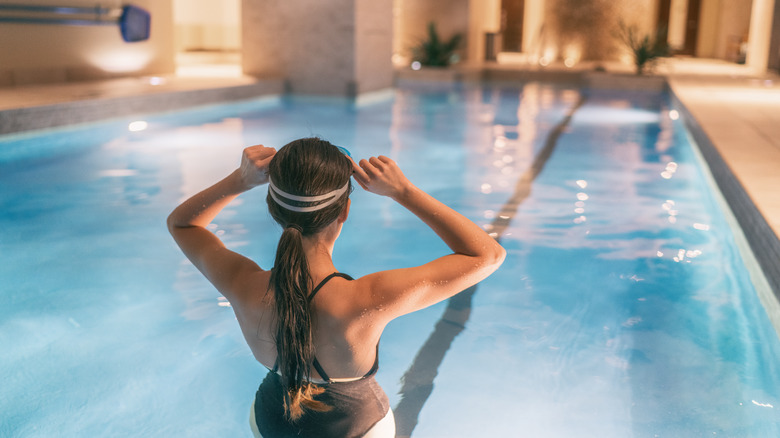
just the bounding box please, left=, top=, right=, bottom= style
left=266, top=137, right=352, bottom=420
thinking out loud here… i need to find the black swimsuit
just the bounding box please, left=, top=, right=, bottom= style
left=253, top=273, right=390, bottom=438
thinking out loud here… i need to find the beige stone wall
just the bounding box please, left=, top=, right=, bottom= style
left=242, top=0, right=354, bottom=95
left=614, top=0, right=659, bottom=62
left=243, top=0, right=392, bottom=96
left=541, top=0, right=657, bottom=62
left=0, top=0, right=175, bottom=86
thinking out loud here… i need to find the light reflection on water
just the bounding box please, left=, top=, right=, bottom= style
left=0, top=83, right=779, bottom=437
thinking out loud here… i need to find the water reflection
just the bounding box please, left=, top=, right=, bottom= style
left=394, top=83, right=587, bottom=436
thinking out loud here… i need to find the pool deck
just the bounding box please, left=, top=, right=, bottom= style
left=0, top=59, right=778, bottom=289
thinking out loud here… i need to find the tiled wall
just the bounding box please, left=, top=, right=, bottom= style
left=241, top=0, right=393, bottom=97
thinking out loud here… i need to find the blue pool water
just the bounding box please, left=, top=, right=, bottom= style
left=1, top=82, right=779, bottom=437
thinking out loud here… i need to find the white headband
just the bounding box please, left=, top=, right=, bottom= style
left=268, top=178, right=349, bottom=213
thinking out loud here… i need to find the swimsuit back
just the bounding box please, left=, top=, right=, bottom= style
left=255, top=272, right=390, bottom=437
left=254, top=370, right=390, bottom=437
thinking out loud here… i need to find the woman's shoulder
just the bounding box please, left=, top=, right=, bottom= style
left=230, top=269, right=274, bottom=311
left=319, top=272, right=397, bottom=325
left=312, top=274, right=375, bottom=319
left=343, top=252, right=502, bottom=322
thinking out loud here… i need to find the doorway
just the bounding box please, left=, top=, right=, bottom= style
left=658, top=0, right=701, bottom=56
left=501, top=0, right=525, bottom=52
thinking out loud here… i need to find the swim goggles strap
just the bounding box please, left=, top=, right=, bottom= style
left=268, top=178, right=349, bottom=213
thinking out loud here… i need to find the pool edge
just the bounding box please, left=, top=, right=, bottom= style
left=670, top=89, right=780, bottom=338
left=0, top=79, right=285, bottom=136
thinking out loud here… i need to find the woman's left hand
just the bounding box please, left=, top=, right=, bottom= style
left=239, top=145, right=276, bottom=189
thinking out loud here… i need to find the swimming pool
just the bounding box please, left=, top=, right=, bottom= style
left=1, top=82, right=779, bottom=437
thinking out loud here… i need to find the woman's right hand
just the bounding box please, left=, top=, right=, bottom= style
left=352, top=156, right=413, bottom=200
left=239, top=145, right=276, bottom=189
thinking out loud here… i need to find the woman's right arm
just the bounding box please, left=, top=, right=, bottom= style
left=351, top=156, right=506, bottom=321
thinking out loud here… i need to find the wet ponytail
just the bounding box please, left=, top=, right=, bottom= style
left=265, top=138, right=352, bottom=420
left=269, top=225, right=329, bottom=420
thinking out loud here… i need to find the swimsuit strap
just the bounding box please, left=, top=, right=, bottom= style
left=364, top=343, right=380, bottom=377
left=312, top=357, right=332, bottom=383
left=313, top=343, right=380, bottom=384
left=308, top=272, right=354, bottom=301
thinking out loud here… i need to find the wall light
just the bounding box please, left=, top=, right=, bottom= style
left=128, top=121, right=148, bottom=132
left=87, top=46, right=152, bottom=73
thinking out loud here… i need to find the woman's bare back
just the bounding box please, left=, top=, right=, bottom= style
left=233, top=270, right=384, bottom=380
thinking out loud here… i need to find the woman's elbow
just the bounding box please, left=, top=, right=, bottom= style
left=166, top=212, right=188, bottom=236
left=478, top=241, right=506, bottom=274
left=166, top=212, right=177, bottom=234
left=488, top=242, right=507, bottom=271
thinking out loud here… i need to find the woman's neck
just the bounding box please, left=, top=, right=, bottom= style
left=299, top=218, right=344, bottom=276
left=302, top=234, right=338, bottom=277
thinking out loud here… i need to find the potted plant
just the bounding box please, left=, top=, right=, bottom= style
left=411, top=22, right=463, bottom=68
left=618, top=22, right=671, bottom=75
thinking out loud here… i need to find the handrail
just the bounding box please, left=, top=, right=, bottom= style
left=0, top=4, right=112, bottom=14
left=0, top=3, right=150, bottom=42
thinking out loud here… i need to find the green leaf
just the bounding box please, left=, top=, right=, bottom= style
left=411, top=21, right=463, bottom=67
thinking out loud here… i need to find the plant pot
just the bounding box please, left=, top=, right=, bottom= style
left=583, top=71, right=668, bottom=92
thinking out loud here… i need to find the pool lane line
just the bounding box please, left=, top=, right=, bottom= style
left=393, top=93, right=588, bottom=438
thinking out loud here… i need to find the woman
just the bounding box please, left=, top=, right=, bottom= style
left=168, top=138, right=505, bottom=437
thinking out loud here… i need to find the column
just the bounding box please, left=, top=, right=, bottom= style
left=522, top=0, right=546, bottom=55
left=241, top=0, right=392, bottom=97
left=746, top=0, right=777, bottom=73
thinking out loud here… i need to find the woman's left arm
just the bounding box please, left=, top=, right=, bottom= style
left=167, top=145, right=275, bottom=300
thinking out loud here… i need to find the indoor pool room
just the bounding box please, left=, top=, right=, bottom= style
left=4, top=0, right=780, bottom=436
left=2, top=79, right=779, bottom=437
